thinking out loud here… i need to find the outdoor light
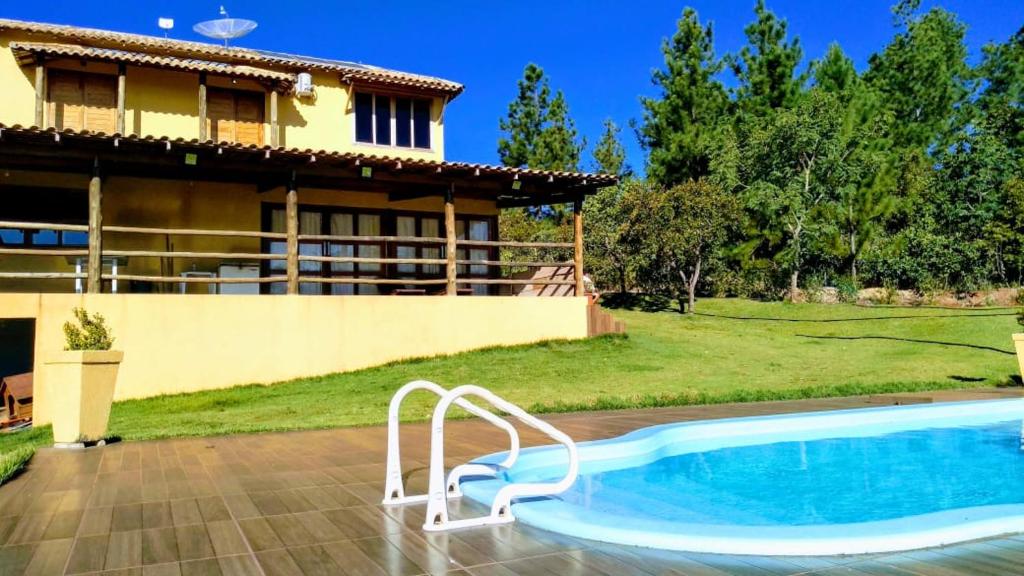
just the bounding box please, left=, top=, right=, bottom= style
left=361, top=166, right=373, bottom=178
left=512, top=180, right=522, bottom=190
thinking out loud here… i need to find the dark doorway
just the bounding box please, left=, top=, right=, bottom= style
left=0, top=319, right=35, bottom=380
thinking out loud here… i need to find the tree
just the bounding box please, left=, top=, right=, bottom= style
left=977, top=26, right=1024, bottom=154
left=739, top=90, right=851, bottom=300
left=637, top=7, right=730, bottom=186
left=584, top=182, right=634, bottom=293
left=592, top=119, right=629, bottom=178
left=623, top=180, right=740, bottom=313
left=498, top=63, right=583, bottom=172
left=863, top=5, right=970, bottom=152
left=729, top=0, right=806, bottom=118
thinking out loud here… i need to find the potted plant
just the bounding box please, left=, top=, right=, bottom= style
left=1015, top=291, right=1024, bottom=382
left=45, top=308, right=122, bottom=448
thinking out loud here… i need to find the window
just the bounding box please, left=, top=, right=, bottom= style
left=48, top=70, right=117, bottom=133
left=207, top=89, right=265, bottom=146
left=354, top=92, right=432, bottom=149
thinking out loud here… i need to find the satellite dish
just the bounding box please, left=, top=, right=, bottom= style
left=193, top=7, right=257, bottom=46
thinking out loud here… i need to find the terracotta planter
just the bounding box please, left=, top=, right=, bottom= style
left=1016, top=335, right=1024, bottom=382
left=44, top=350, right=123, bottom=446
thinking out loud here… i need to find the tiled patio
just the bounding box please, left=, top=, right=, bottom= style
left=1, top=387, right=1023, bottom=575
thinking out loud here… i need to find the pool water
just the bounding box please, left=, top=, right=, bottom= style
left=460, top=400, right=1024, bottom=555
left=557, top=420, right=1024, bottom=526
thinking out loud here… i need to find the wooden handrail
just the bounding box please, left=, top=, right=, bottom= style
left=103, top=250, right=284, bottom=260
left=298, top=255, right=447, bottom=265
left=101, top=274, right=286, bottom=284
left=0, top=272, right=86, bottom=279
left=456, top=278, right=576, bottom=286
left=456, top=259, right=574, bottom=268
left=457, top=239, right=573, bottom=248
left=0, top=247, right=89, bottom=257
left=0, top=220, right=88, bottom=232
left=103, top=225, right=287, bottom=239
left=299, top=277, right=448, bottom=285
left=297, top=234, right=446, bottom=244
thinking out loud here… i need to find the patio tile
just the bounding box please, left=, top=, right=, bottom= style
left=237, top=517, right=284, bottom=552
left=205, top=522, right=249, bottom=558
left=0, top=543, right=37, bottom=575
left=142, top=561, right=182, bottom=576
left=67, top=534, right=111, bottom=574
left=22, top=537, right=74, bottom=575
left=142, top=527, right=179, bottom=565
left=112, top=504, right=143, bottom=533
left=7, top=513, right=52, bottom=544
left=79, top=506, right=115, bottom=536
left=320, top=540, right=389, bottom=576
left=195, top=498, right=232, bottom=524
left=178, top=557, right=222, bottom=576
left=286, top=544, right=343, bottom=576
left=254, top=548, right=303, bottom=576
left=105, top=529, right=143, bottom=570
left=44, top=509, right=84, bottom=540
left=143, top=502, right=174, bottom=529
left=215, top=554, right=261, bottom=576
left=170, top=500, right=204, bottom=527
left=264, top=514, right=315, bottom=548
left=173, top=524, right=215, bottom=562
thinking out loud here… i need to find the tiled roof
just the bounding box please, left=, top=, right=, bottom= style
left=11, top=42, right=295, bottom=87
left=0, top=124, right=618, bottom=189
left=0, top=18, right=464, bottom=97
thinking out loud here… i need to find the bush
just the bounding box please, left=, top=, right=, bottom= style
left=63, top=308, right=114, bottom=351
left=1017, top=289, right=1024, bottom=327
left=834, top=276, right=859, bottom=303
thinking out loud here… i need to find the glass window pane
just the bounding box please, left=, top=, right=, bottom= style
left=455, top=221, right=465, bottom=240
left=396, top=216, right=415, bottom=237
left=355, top=92, right=373, bottom=143
left=395, top=98, right=412, bottom=147
left=32, top=229, right=58, bottom=245
left=358, top=214, right=380, bottom=235
left=299, top=242, right=322, bottom=273
left=62, top=231, right=88, bottom=246
left=456, top=247, right=467, bottom=274
left=358, top=244, right=380, bottom=272
left=375, top=95, right=391, bottom=145
left=270, top=282, right=287, bottom=295
left=299, top=282, right=321, bottom=295
left=330, top=213, right=353, bottom=235
left=331, top=283, right=354, bottom=295
left=269, top=241, right=287, bottom=271
left=423, top=247, right=441, bottom=274
left=329, top=244, right=354, bottom=272
left=470, top=248, right=488, bottom=275
left=413, top=99, right=431, bottom=149
left=299, top=211, right=321, bottom=235
left=270, top=209, right=286, bottom=233
left=396, top=245, right=416, bottom=274
left=469, top=220, right=490, bottom=241
left=358, top=284, right=379, bottom=295
left=0, top=229, right=25, bottom=245
left=421, top=219, right=439, bottom=237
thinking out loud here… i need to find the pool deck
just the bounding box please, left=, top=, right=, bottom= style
left=2, top=387, right=1024, bottom=575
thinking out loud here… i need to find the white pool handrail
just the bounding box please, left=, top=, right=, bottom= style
left=423, top=384, right=580, bottom=531
left=382, top=380, right=520, bottom=505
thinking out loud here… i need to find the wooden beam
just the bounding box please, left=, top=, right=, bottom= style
left=573, top=197, right=584, bottom=297
left=269, top=89, right=279, bottom=148
left=285, top=172, right=299, bottom=295
left=87, top=158, right=102, bottom=293
left=198, top=72, right=208, bottom=141
left=116, top=63, right=126, bottom=135
left=445, top=184, right=457, bottom=295
left=33, top=61, right=44, bottom=127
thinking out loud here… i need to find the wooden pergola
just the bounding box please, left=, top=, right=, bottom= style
left=0, top=125, right=615, bottom=296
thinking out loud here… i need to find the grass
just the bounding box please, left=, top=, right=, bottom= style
left=1, top=297, right=1020, bottom=483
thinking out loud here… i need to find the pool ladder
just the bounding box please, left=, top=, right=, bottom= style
left=382, top=380, right=580, bottom=532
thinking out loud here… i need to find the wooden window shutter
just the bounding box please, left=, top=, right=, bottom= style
left=206, top=89, right=264, bottom=146
left=83, top=75, right=117, bottom=134
left=48, top=71, right=116, bottom=133
left=48, top=71, right=85, bottom=131
left=234, top=92, right=264, bottom=146
left=207, top=89, right=236, bottom=144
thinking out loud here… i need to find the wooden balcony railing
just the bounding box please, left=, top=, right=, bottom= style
left=0, top=220, right=581, bottom=294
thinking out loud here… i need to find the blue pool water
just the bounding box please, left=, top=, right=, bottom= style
left=460, top=400, right=1024, bottom=555
left=556, top=420, right=1024, bottom=526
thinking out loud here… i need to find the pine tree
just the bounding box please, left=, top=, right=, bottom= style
left=638, top=7, right=729, bottom=187
left=729, top=0, right=806, bottom=118
left=592, top=119, right=628, bottom=178
left=534, top=89, right=584, bottom=172
left=498, top=63, right=583, bottom=172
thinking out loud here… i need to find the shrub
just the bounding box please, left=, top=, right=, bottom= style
left=63, top=308, right=114, bottom=351
left=834, top=276, right=859, bottom=303
left=1017, top=289, right=1024, bottom=327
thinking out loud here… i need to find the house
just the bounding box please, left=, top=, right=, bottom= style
left=0, top=18, right=617, bottom=425
left=0, top=371, right=32, bottom=421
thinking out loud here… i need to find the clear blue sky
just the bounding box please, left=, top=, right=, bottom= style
left=4, top=1, right=1021, bottom=173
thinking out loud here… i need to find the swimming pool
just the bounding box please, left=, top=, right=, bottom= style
left=460, top=399, right=1024, bottom=555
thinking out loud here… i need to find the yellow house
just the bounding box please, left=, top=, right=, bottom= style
left=0, top=18, right=617, bottom=422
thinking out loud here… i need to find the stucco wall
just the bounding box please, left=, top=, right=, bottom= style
left=0, top=293, right=588, bottom=425
left=0, top=31, right=447, bottom=160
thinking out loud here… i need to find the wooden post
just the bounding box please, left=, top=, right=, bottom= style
left=445, top=185, right=457, bottom=295
left=116, top=63, right=126, bottom=135
left=269, top=89, right=279, bottom=148
left=573, top=197, right=584, bottom=297
left=87, top=158, right=103, bottom=294
left=198, top=72, right=208, bottom=141
left=34, top=60, right=45, bottom=127
left=286, top=173, right=299, bottom=295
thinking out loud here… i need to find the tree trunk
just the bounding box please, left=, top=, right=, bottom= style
left=849, top=229, right=858, bottom=283
left=687, top=256, right=701, bottom=314
left=618, top=265, right=627, bottom=295
left=789, top=269, right=799, bottom=302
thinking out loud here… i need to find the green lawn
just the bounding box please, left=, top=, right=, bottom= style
left=1, top=298, right=1020, bottom=483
